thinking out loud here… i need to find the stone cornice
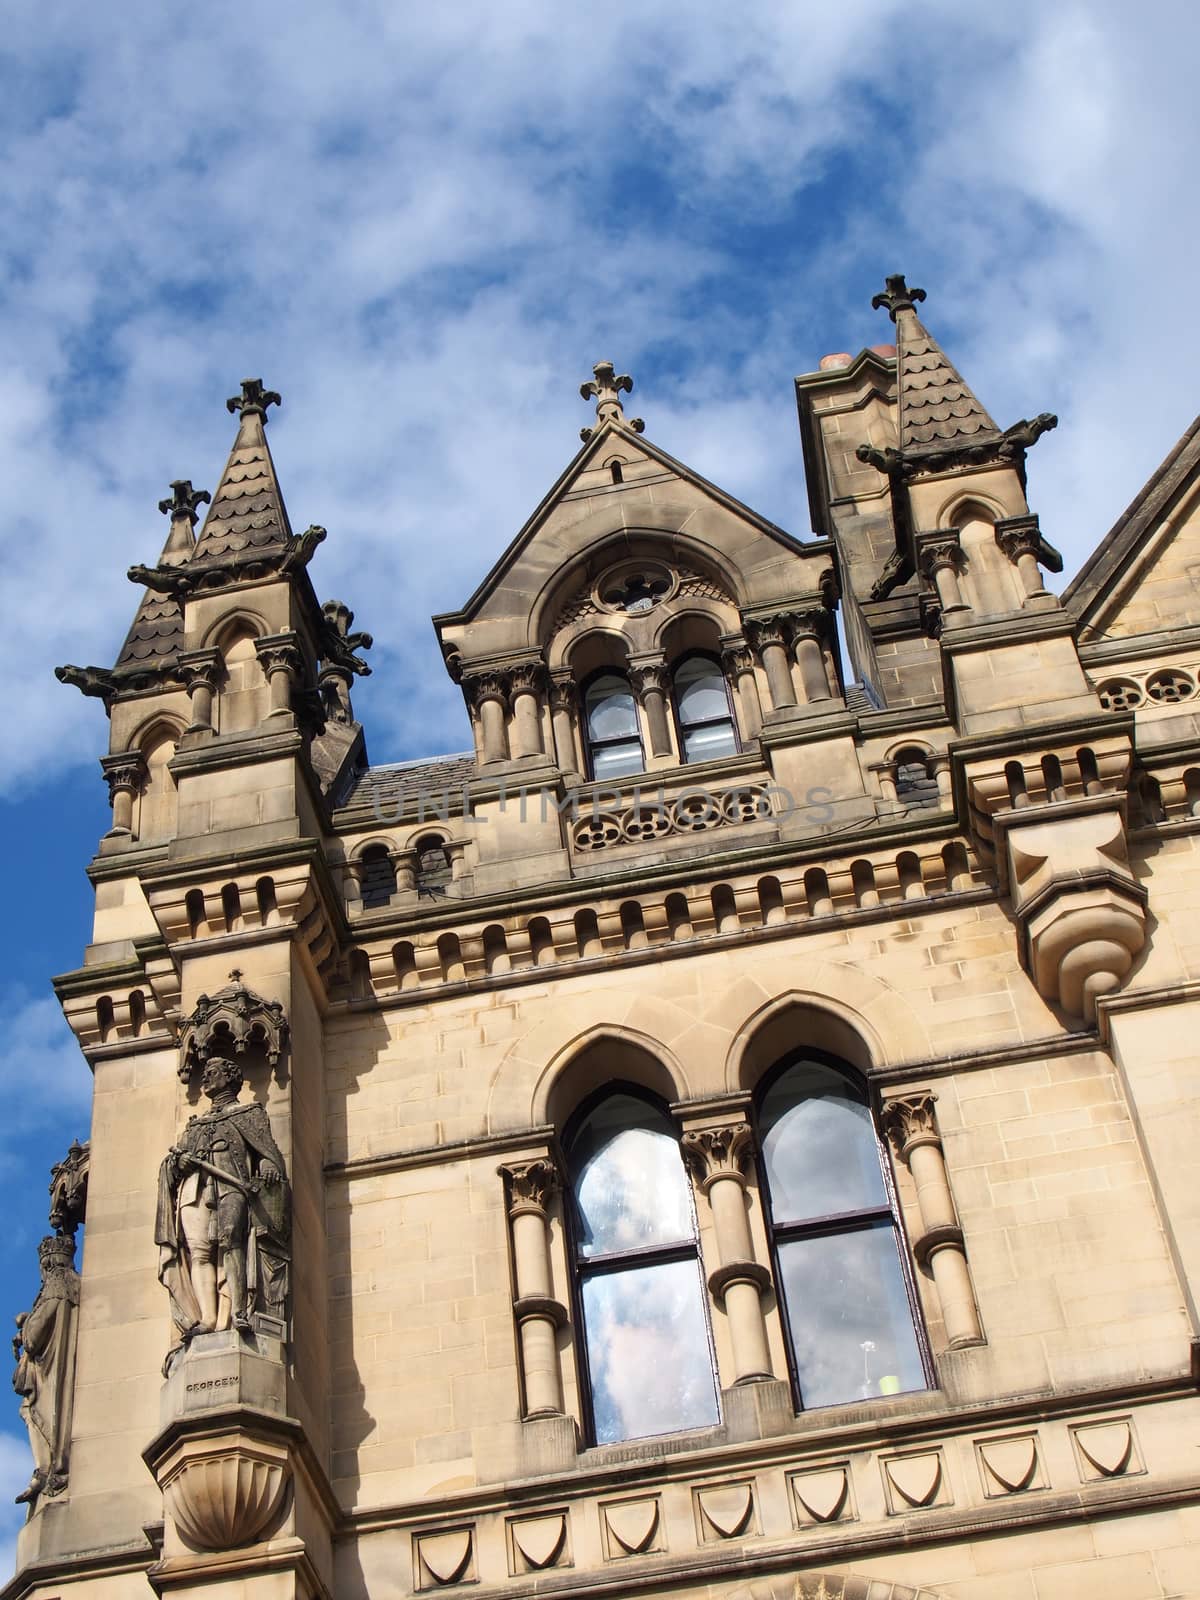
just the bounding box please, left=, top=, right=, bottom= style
left=937, top=606, right=1079, bottom=655
left=1077, top=620, right=1200, bottom=666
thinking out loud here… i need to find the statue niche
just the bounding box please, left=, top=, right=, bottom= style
left=156, top=1056, right=291, bottom=1351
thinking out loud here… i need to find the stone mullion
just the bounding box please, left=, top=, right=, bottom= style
left=680, top=1121, right=774, bottom=1386
left=499, top=1158, right=570, bottom=1420
left=629, top=657, right=673, bottom=757
left=880, top=1092, right=984, bottom=1348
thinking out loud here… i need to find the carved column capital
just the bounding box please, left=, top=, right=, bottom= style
left=720, top=638, right=754, bottom=677
left=254, top=632, right=303, bottom=678
left=995, top=520, right=1041, bottom=565
left=629, top=657, right=670, bottom=699
left=786, top=606, right=829, bottom=643
left=177, top=648, right=222, bottom=692
left=681, top=1122, right=755, bottom=1192
left=880, top=1092, right=941, bottom=1160
left=100, top=750, right=148, bottom=801
left=918, top=540, right=964, bottom=579
left=744, top=614, right=790, bottom=653
left=500, top=1157, right=561, bottom=1218
left=548, top=670, right=576, bottom=713
left=507, top=659, right=548, bottom=698
left=462, top=669, right=509, bottom=711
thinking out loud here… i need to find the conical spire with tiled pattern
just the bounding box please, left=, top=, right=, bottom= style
left=191, top=380, right=293, bottom=561
left=871, top=275, right=1000, bottom=456
left=113, top=480, right=208, bottom=672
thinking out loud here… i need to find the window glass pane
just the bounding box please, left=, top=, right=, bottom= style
left=571, top=1094, right=695, bottom=1257
left=777, top=1224, right=925, bottom=1408
left=586, top=675, right=639, bottom=740
left=675, top=658, right=730, bottom=726
left=582, top=1258, right=720, bottom=1442
left=760, top=1060, right=886, bottom=1221
left=591, top=740, right=644, bottom=782
left=682, top=721, right=738, bottom=763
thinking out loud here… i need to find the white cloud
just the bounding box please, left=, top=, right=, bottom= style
left=0, top=992, right=92, bottom=1158
left=1, top=1, right=1198, bottom=794
left=0, top=1431, right=30, bottom=1577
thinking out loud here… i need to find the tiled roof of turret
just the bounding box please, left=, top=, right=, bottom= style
left=874, top=276, right=1000, bottom=454
left=115, top=591, right=184, bottom=668
left=192, top=381, right=293, bottom=560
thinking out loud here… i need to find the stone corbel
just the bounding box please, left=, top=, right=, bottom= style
left=254, top=632, right=304, bottom=718
left=100, top=750, right=148, bottom=837
left=1004, top=808, right=1147, bottom=1023
left=880, top=1093, right=983, bottom=1348
left=499, top=1159, right=570, bottom=1419
left=680, top=1122, right=773, bottom=1386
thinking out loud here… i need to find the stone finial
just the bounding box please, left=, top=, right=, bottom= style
left=157, top=480, right=211, bottom=521
left=226, top=379, right=282, bottom=420
left=579, top=360, right=645, bottom=441
left=871, top=274, right=927, bottom=321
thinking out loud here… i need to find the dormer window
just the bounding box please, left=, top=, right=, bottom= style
left=673, top=653, right=739, bottom=763
left=583, top=672, right=644, bottom=782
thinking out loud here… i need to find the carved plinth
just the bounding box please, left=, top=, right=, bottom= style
left=146, top=1333, right=296, bottom=1558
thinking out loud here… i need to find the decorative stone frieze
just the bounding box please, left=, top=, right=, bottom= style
left=880, top=1092, right=983, bottom=1348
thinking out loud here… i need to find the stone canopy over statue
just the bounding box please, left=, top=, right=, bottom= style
left=156, top=1056, right=291, bottom=1345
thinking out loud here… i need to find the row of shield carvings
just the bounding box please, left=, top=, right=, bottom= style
left=411, top=1418, right=1142, bottom=1589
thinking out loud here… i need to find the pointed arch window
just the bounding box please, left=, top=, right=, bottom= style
left=565, top=1088, right=719, bottom=1444
left=672, top=652, right=739, bottom=763
left=583, top=672, right=644, bottom=782
left=756, top=1055, right=929, bottom=1410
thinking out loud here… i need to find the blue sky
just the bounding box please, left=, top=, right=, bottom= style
left=1, top=0, right=1197, bottom=1564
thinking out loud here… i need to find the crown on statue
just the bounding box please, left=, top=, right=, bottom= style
left=38, top=1236, right=75, bottom=1271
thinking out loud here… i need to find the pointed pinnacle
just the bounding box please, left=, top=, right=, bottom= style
left=157, top=480, right=211, bottom=520
left=870, top=274, right=927, bottom=322
left=226, top=379, right=282, bottom=419
left=579, top=360, right=644, bottom=434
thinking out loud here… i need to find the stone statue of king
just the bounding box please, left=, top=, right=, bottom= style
left=156, top=1056, right=291, bottom=1344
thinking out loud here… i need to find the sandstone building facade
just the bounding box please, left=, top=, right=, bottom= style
left=9, top=276, right=1200, bottom=1598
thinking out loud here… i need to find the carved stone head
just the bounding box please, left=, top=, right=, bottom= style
left=199, top=1055, right=244, bottom=1101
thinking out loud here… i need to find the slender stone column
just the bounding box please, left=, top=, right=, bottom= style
left=100, top=751, right=148, bottom=837
left=881, top=1093, right=983, bottom=1348
left=920, top=543, right=967, bottom=616
left=508, top=661, right=547, bottom=758
left=791, top=612, right=831, bottom=704
left=629, top=658, right=672, bottom=756
left=720, top=640, right=762, bottom=741
left=746, top=617, right=797, bottom=711
left=681, top=1123, right=773, bottom=1385
left=500, top=1159, right=569, bottom=1419
left=464, top=672, right=510, bottom=764
left=178, top=648, right=222, bottom=734
left=996, top=519, right=1050, bottom=603
left=548, top=671, right=579, bottom=775
left=255, top=633, right=303, bottom=718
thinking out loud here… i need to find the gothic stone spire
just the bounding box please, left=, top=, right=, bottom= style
left=192, top=379, right=294, bottom=560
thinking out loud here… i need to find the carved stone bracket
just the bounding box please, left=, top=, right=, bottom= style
left=177, top=971, right=290, bottom=1083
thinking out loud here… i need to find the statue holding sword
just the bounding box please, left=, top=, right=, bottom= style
left=156, top=1055, right=290, bottom=1346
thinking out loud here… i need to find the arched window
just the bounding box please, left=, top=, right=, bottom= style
left=756, top=1055, right=928, bottom=1410
left=672, top=653, right=738, bottom=763
left=583, top=672, right=644, bottom=782
left=359, top=844, right=396, bottom=909
left=565, top=1089, right=719, bottom=1444
left=414, top=835, right=452, bottom=897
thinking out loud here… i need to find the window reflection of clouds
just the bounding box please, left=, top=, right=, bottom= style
left=761, top=1062, right=885, bottom=1221
left=582, top=1260, right=719, bottom=1444
left=778, top=1225, right=924, bottom=1407
left=573, top=1096, right=694, bottom=1258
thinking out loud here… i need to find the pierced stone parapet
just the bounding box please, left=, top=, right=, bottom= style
left=572, top=784, right=772, bottom=851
